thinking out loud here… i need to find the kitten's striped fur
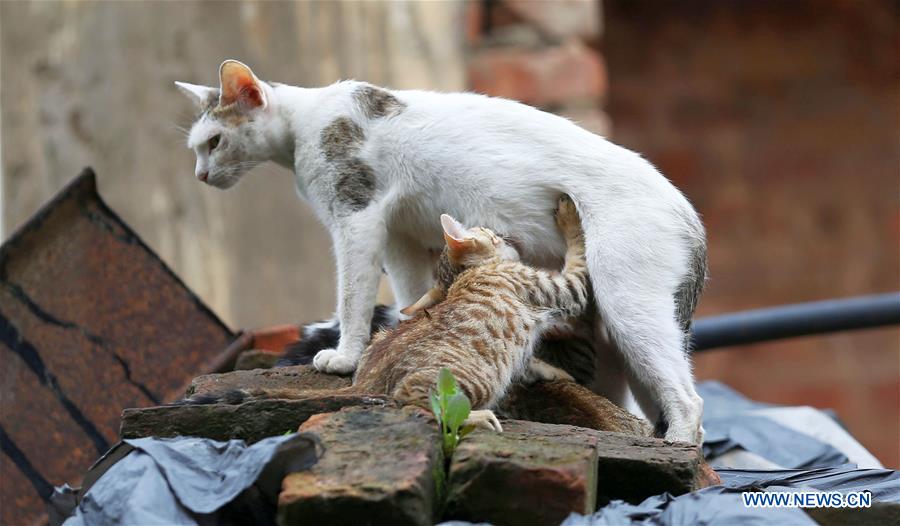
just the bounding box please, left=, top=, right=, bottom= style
left=351, top=195, right=588, bottom=422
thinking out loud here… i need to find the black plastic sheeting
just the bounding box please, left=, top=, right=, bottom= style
left=55, top=434, right=319, bottom=526
left=560, top=382, right=899, bottom=525
left=698, top=381, right=849, bottom=469
left=562, top=465, right=900, bottom=525
left=53, top=382, right=896, bottom=525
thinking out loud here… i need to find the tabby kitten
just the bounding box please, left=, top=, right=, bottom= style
left=350, top=195, right=589, bottom=429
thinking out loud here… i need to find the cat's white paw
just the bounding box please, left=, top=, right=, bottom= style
left=312, top=348, right=358, bottom=375
left=464, top=410, right=503, bottom=433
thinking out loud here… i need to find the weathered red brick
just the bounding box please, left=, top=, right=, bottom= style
left=120, top=395, right=392, bottom=444
left=187, top=365, right=350, bottom=398
left=504, top=0, right=602, bottom=41
left=594, top=433, right=718, bottom=504
left=558, top=105, right=612, bottom=136
left=468, top=41, right=606, bottom=107
left=233, top=349, right=283, bottom=370
left=444, top=420, right=599, bottom=526
left=279, top=406, right=442, bottom=526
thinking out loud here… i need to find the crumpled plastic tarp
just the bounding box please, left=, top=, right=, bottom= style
left=57, top=433, right=319, bottom=526
left=562, top=464, right=900, bottom=525
left=560, top=381, right=897, bottom=525
left=699, top=381, right=882, bottom=469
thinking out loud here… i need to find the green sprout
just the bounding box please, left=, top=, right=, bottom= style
left=431, top=367, right=475, bottom=458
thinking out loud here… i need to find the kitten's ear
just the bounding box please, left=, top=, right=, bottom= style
left=218, top=59, right=267, bottom=110
left=441, top=214, right=476, bottom=253
left=174, top=81, right=217, bottom=109
left=441, top=214, right=475, bottom=249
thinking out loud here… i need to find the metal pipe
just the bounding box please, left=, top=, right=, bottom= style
left=689, top=292, right=900, bottom=352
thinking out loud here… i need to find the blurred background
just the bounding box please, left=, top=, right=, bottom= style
left=1, top=0, right=897, bottom=500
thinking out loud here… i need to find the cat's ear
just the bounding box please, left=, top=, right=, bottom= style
left=218, top=59, right=267, bottom=110
left=174, top=81, right=217, bottom=109
left=441, top=214, right=476, bottom=253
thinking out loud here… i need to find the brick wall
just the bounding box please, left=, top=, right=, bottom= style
left=466, top=0, right=609, bottom=135
left=603, top=0, right=899, bottom=467
left=467, top=0, right=898, bottom=467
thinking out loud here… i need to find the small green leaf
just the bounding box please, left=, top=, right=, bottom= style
left=430, top=392, right=442, bottom=421
left=437, top=367, right=458, bottom=397
left=458, top=424, right=476, bottom=438
left=444, top=392, right=471, bottom=432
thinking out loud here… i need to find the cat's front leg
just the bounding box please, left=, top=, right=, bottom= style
left=313, top=208, right=387, bottom=375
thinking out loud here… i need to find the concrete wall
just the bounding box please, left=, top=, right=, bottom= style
left=1, top=0, right=466, bottom=331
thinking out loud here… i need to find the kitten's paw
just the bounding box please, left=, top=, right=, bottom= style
left=312, top=348, right=358, bottom=375
left=555, top=194, right=582, bottom=236
left=525, top=359, right=575, bottom=383
left=464, top=410, right=503, bottom=433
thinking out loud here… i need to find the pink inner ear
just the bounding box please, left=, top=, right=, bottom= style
left=440, top=214, right=469, bottom=242
left=220, top=62, right=264, bottom=108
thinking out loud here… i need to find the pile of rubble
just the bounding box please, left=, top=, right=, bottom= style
left=118, top=357, right=719, bottom=525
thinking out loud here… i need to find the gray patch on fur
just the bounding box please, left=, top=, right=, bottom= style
left=319, top=117, right=376, bottom=212
left=335, top=158, right=376, bottom=211
left=354, top=85, right=405, bottom=118
left=320, top=117, right=365, bottom=161
left=674, top=240, right=708, bottom=334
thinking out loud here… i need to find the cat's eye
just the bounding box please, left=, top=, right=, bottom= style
left=208, top=134, right=221, bottom=151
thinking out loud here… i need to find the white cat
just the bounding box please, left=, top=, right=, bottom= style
left=176, top=60, right=707, bottom=443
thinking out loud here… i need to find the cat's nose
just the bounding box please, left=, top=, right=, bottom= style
left=197, top=171, right=209, bottom=182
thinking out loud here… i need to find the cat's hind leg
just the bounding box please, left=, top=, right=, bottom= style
left=580, top=209, right=705, bottom=444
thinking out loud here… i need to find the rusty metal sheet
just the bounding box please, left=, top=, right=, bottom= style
left=0, top=168, right=234, bottom=526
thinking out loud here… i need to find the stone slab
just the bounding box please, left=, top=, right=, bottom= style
left=444, top=419, right=599, bottom=526
left=120, top=395, right=392, bottom=444
left=278, top=406, right=443, bottom=526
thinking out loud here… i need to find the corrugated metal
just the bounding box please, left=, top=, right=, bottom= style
left=0, top=168, right=234, bottom=525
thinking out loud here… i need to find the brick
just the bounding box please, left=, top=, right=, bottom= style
left=444, top=420, right=599, bottom=526
left=468, top=41, right=606, bottom=107
left=186, top=365, right=350, bottom=398
left=504, top=0, right=602, bottom=41
left=594, top=433, right=716, bottom=504
left=464, top=0, right=484, bottom=47
left=250, top=324, right=299, bottom=353
left=120, top=395, right=393, bottom=444
left=234, top=349, right=283, bottom=370
left=278, top=406, right=442, bottom=526
left=557, top=105, right=613, bottom=136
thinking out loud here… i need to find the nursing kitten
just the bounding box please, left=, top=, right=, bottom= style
left=190, top=197, right=589, bottom=432
left=351, top=195, right=589, bottom=425
left=177, top=60, right=707, bottom=443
